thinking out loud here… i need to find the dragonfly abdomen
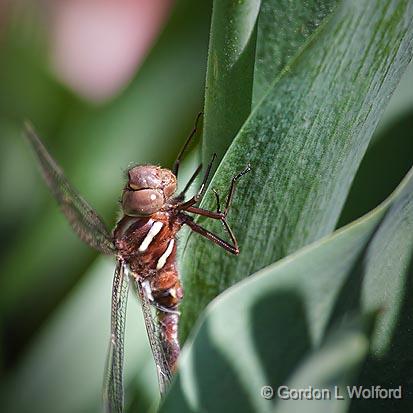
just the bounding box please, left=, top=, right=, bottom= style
left=158, top=311, right=180, bottom=372
left=115, top=213, right=184, bottom=372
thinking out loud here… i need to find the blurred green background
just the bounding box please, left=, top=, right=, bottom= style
left=0, top=1, right=412, bottom=412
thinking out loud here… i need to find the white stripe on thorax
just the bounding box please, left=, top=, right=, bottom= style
left=141, top=279, right=154, bottom=301
left=156, top=239, right=175, bottom=270
left=138, top=221, right=163, bottom=252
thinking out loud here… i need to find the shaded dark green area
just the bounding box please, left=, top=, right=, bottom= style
left=339, top=111, right=413, bottom=227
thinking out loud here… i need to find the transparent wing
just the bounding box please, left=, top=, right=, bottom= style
left=135, top=278, right=173, bottom=396
left=103, top=260, right=129, bottom=413
left=24, top=122, right=115, bottom=255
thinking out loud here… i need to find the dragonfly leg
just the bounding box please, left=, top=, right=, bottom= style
left=172, top=112, right=203, bottom=178
left=175, top=163, right=202, bottom=201
left=175, top=152, right=216, bottom=210
left=181, top=214, right=240, bottom=255
left=184, top=163, right=251, bottom=219
left=179, top=164, right=250, bottom=254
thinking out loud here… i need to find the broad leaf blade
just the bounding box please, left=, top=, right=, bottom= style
left=202, top=0, right=261, bottom=167
left=372, top=60, right=413, bottom=137
left=253, top=0, right=339, bottom=105
left=181, top=0, right=413, bottom=339
left=163, top=163, right=413, bottom=413
left=339, top=110, right=413, bottom=226
left=350, top=254, right=413, bottom=412
left=203, top=0, right=341, bottom=166
left=330, top=174, right=413, bottom=410
left=276, top=316, right=372, bottom=413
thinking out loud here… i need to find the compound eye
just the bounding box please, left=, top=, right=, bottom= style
left=122, top=189, right=164, bottom=216
left=163, top=179, right=176, bottom=198
left=127, top=166, right=163, bottom=190
left=160, top=169, right=177, bottom=198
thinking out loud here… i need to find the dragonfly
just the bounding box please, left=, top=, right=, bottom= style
left=24, top=116, right=249, bottom=413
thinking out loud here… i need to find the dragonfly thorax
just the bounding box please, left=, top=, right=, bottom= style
left=122, top=165, right=177, bottom=216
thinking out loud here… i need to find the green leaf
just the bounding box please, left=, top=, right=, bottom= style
left=203, top=0, right=340, bottom=166
left=162, top=317, right=372, bottom=413
left=350, top=255, right=413, bottom=412
left=339, top=109, right=413, bottom=226
left=202, top=0, right=261, bottom=167
left=252, top=0, right=339, bottom=105
left=332, top=175, right=413, bottom=410
left=181, top=0, right=413, bottom=339
left=326, top=175, right=413, bottom=356
left=162, top=161, right=413, bottom=413
left=372, top=60, right=413, bottom=138
left=275, top=315, right=372, bottom=413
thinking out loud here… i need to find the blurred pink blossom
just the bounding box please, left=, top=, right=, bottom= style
left=49, top=0, right=174, bottom=102
left=0, top=1, right=11, bottom=38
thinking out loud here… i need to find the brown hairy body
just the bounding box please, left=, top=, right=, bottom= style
left=114, top=212, right=184, bottom=369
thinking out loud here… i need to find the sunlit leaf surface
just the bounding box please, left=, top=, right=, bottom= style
left=202, top=0, right=261, bottom=167
left=181, top=0, right=413, bottom=339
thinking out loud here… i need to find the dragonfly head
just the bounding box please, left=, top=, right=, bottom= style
left=122, top=165, right=176, bottom=216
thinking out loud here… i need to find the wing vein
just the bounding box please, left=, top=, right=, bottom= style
left=135, top=278, right=173, bottom=396
left=24, top=122, right=115, bottom=254
left=103, top=260, right=129, bottom=413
